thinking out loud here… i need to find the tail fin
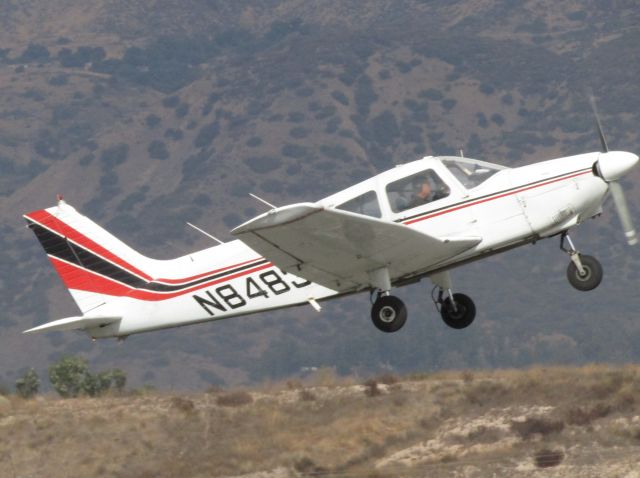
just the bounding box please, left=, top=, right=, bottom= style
left=24, top=199, right=154, bottom=314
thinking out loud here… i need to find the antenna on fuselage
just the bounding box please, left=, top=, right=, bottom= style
left=459, top=148, right=465, bottom=158
left=186, top=222, right=225, bottom=245
left=249, top=193, right=277, bottom=209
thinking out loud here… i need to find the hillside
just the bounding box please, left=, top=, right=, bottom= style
left=1, top=1, right=640, bottom=389
left=2, top=366, right=640, bottom=477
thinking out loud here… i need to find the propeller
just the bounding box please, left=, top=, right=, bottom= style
left=589, top=94, right=639, bottom=245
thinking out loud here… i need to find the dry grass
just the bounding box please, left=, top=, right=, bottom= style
left=2, top=366, right=640, bottom=477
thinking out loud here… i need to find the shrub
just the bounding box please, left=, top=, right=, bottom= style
left=170, top=396, right=195, bottom=413
left=376, top=373, right=399, bottom=385
left=15, top=368, right=39, bottom=399
left=511, top=417, right=564, bottom=440
left=49, top=356, right=127, bottom=398
left=164, top=128, right=184, bottom=141
left=110, top=369, right=127, bottom=393
left=282, top=144, right=308, bottom=159
left=175, top=103, right=189, bottom=118
left=419, top=88, right=443, bottom=101
left=17, top=43, right=50, bottom=63
left=331, top=90, right=349, bottom=106
left=244, top=155, right=281, bottom=173
left=442, top=98, right=457, bottom=111
left=48, top=74, right=68, bottom=86
left=464, top=381, right=508, bottom=406
left=162, top=95, right=180, bottom=108
left=216, top=390, right=253, bottom=407
left=299, top=389, right=316, bottom=402
left=289, top=127, right=310, bottom=139
left=148, top=140, right=169, bottom=160
left=145, top=114, right=161, bottom=128
left=364, top=379, right=381, bottom=397
left=100, top=143, right=129, bottom=167
left=288, top=112, right=305, bottom=123
left=293, top=457, right=328, bottom=475
left=565, top=403, right=611, bottom=426
left=246, top=136, right=262, bottom=147
left=194, top=122, right=219, bottom=148
left=534, top=448, right=564, bottom=468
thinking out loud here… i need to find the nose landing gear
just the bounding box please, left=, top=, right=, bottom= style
left=430, top=271, right=476, bottom=329
left=433, top=288, right=476, bottom=329
left=561, top=232, right=603, bottom=291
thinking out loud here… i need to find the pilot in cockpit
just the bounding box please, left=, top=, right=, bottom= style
left=406, top=174, right=449, bottom=209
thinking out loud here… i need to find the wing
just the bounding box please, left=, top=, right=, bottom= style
left=232, top=204, right=480, bottom=292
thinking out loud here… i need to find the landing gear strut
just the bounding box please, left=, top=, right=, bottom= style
left=561, top=232, right=603, bottom=291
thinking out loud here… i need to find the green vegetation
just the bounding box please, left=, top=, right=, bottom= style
left=15, top=368, right=39, bottom=399
left=49, top=356, right=127, bottom=398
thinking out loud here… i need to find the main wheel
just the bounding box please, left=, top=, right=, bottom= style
left=567, top=254, right=603, bottom=291
left=371, top=295, right=407, bottom=333
left=440, top=293, right=476, bottom=329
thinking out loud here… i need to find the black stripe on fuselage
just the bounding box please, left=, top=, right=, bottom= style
left=26, top=220, right=268, bottom=292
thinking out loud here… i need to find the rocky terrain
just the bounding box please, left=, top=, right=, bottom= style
left=2, top=366, right=640, bottom=477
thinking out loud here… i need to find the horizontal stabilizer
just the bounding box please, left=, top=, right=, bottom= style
left=23, top=316, right=121, bottom=334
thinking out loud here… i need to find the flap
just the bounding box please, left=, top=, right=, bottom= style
left=232, top=204, right=479, bottom=291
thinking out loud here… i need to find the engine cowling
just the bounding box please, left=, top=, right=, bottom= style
left=592, top=151, right=639, bottom=182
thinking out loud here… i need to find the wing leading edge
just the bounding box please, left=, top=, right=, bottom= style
left=232, top=204, right=480, bottom=292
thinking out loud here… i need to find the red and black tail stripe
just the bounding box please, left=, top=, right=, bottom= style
left=25, top=216, right=269, bottom=297
left=398, top=167, right=593, bottom=225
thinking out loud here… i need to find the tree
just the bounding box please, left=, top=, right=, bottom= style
left=48, top=356, right=127, bottom=398
left=15, top=368, right=39, bottom=399
left=49, top=356, right=91, bottom=398
left=110, top=369, right=127, bottom=393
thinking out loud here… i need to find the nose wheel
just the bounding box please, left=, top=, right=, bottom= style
left=371, top=294, right=407, bottom=333
left=561, top=232, right=603, bottom=291
left=434, top=289, right=476, bottom=329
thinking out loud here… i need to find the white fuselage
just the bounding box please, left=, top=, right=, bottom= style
left=90, top=153, right=609, bottom=338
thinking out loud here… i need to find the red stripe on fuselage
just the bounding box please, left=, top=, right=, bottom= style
left=50, top=256, right=273, bottom=301
left=27, top=209, right=152, bottom=281
left=26, top=209, right=264, bottom=285
left=403, top=169, right=592, bottom=226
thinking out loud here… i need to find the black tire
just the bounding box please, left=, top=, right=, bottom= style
left=567, top=254, right=603, bottom=291
left=371, top=295, right=407, bottom=333
left=440, top=293, right=476, bottom=329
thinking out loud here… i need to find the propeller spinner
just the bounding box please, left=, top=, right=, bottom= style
left=589, top=95, right=639, bottom=245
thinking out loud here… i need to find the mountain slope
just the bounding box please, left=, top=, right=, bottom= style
left=1, top=0, right=640, bottom=389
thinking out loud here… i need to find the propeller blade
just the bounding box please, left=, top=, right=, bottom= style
left=609, top=181, right=638, bottom=245
left=589, top=95, right=609, bottom=153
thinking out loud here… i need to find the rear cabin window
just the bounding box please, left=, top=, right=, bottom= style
left=386, top=170, right=450, bottom=213
left=335, top=191, right=381, bottom=218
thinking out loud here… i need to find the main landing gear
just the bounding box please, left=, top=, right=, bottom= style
left=369, top=269, right=476, bottom=333
left=371, top=294, right=407, bottom=333
left=561, top=232, right=603, bottom=291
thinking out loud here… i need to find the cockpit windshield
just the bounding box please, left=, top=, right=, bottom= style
left=441, top=156, right=506, bottom=189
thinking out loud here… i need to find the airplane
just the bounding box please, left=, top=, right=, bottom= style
left=22, top=109, right=639, bottom=339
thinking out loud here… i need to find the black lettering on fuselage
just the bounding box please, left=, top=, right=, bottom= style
left=193, top=290, right=227, bottom=316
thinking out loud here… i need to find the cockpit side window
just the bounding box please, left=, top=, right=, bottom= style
left=386, top=170, right=450, bottom=213
left=336, top=190, right=381, bottom=218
